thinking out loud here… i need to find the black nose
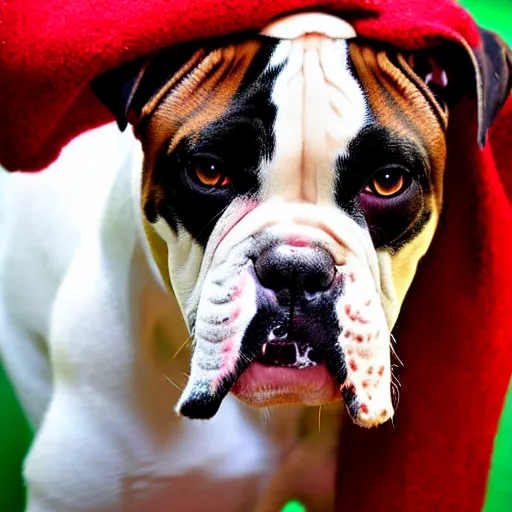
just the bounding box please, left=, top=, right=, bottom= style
left=254, top=245, right=336, bottom=302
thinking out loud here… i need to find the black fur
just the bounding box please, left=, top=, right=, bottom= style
left=92, top=27, right=512, bottom=253
left=150, top=47, right=280, bottom=246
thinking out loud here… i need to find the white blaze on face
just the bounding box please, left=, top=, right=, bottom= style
left=261, top=17, right=367, bottom=204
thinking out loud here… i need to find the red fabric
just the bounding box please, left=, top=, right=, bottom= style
left=1, top=0, right=479, bottom=172
left=1, top=1, right=511, bottom=512
left=336, top=95, right=512, bottom=511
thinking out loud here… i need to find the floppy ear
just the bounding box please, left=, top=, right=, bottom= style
left=405, top=27, right=511, bottom=146
left=471, top=28, right=512, bottom=147
left=90, top=56, right=147, bottom=131
left=90, top=42, right=206, bottom=130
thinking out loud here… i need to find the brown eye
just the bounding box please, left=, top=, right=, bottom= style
left=193, top=159, right=230, bottom=187
left=365, top=167, right=409, bottom=198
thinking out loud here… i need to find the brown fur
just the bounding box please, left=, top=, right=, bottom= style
left=349, top=42, right=449, bottom=303
left=140, top=40, right=264, bottom=214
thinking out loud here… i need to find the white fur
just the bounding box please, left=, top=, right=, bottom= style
left=263, top=38, right=367, bottom=202
left=0, top=124, right=308, bottom=511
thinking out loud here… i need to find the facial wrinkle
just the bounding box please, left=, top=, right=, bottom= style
left=265, top=36, right=366, bottom=205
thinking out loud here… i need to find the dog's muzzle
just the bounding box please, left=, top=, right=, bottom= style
left=176, top=203, right=394, bottom=428
left=254, top=243, right=338, bottom=368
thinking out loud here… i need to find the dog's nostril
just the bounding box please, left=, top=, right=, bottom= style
left=255, top=244, right=336, bottom=298
left=303, top=268, right=334, bottom=294
left=261, top=342, right=297, bottom=366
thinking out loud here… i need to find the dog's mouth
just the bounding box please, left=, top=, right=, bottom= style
left=257, top=340, right=323, bottom=368
left=231, top=332, right=342, bottom=410
left=230, top=312, right=345, bottom=408
left=176, top=236, right=394, bottom=427
left=256, top=323, right=324, bottom=368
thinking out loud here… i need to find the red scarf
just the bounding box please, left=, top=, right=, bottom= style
left=2, top=1, right=511, bottom=511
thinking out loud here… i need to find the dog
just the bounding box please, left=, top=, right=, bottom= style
left=0, top=12, right=510, bottom=512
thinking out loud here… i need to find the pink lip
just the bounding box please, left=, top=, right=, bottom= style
left=231, top=362, right=341, bottom=407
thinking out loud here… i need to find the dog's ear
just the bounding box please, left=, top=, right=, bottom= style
left=91, top=56, right=147, bottom=131
left=471, top=28, right=512, bottom=147
left=91, top=42, right=206, bottom=131
left=402, top=28, right=511, bottom=147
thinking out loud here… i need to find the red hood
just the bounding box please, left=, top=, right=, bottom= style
left=1, top=0, right=480, bottom=173
left=1, top=2, right=511, bottom=511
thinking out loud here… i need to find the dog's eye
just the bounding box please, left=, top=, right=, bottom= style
left=192, top=158, right=231, bottom=187
left=364, top=166, right=410, bottom=198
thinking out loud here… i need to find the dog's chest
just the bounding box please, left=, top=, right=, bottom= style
left=118, top=399, right=274, bottom=510
left=117, top=394, right=338, bottom=511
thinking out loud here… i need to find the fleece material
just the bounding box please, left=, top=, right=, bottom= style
left=1, top=0, right=479, bottom=172
left=336, top=94, right=512, bottom=512
left=1, top=1, right=511, bottom=512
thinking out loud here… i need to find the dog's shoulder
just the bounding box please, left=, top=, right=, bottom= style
left=0, top=123, right=145, bottom=422
left=0, top=122, right=140, bottom=311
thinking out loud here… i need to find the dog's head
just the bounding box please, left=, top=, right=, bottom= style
left=93, top=13, right=511, bottom=427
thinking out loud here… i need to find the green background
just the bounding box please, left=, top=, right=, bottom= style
left=1, top=2, right=511, bottom=512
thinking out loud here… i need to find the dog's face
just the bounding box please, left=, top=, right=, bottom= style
left=93, top=13, right=511, bottom=427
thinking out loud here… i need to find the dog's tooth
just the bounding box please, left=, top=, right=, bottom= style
left=261, top=342, right=268, bottom=356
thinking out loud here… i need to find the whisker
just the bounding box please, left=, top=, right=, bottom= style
left=173, top=334, right=194, bottom=359
left=261, top=408, right=271, bottom=426
left=165, top=375, right=184, bottom=391
left=388, top=332, right=402, bottom=411
left=391, top=372, right=401, bottom=385
left=391, top=380, right=401, bottom=409
left=390, top=333, right=404, bottom=367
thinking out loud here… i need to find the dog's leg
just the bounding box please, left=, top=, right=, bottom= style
left=22, top=225, right=146, bottom=511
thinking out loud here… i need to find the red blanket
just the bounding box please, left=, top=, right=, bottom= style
left=1, top=1, right=511, bottom=511
left=1, top=0, right=480, bottom=173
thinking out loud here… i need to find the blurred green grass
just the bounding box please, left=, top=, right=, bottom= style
left=0, top=364, right=32, bottom=511
left=460, top=0, right=512, bottom=43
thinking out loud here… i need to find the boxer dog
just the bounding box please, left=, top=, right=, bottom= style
left=0, top=12, right=510, bottom=512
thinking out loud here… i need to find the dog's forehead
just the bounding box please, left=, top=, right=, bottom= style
left=142, top=37, right=446, bottom=172
left=139, top=16, right=450, bottom=258
left=259, top=35, right=368, bottom=203
left=142, top=38, right=364, bottom=181
left=141, top=12, right=358, bottom=141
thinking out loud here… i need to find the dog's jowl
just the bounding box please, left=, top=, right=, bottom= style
left=1, top=11, right=511, bottom=512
